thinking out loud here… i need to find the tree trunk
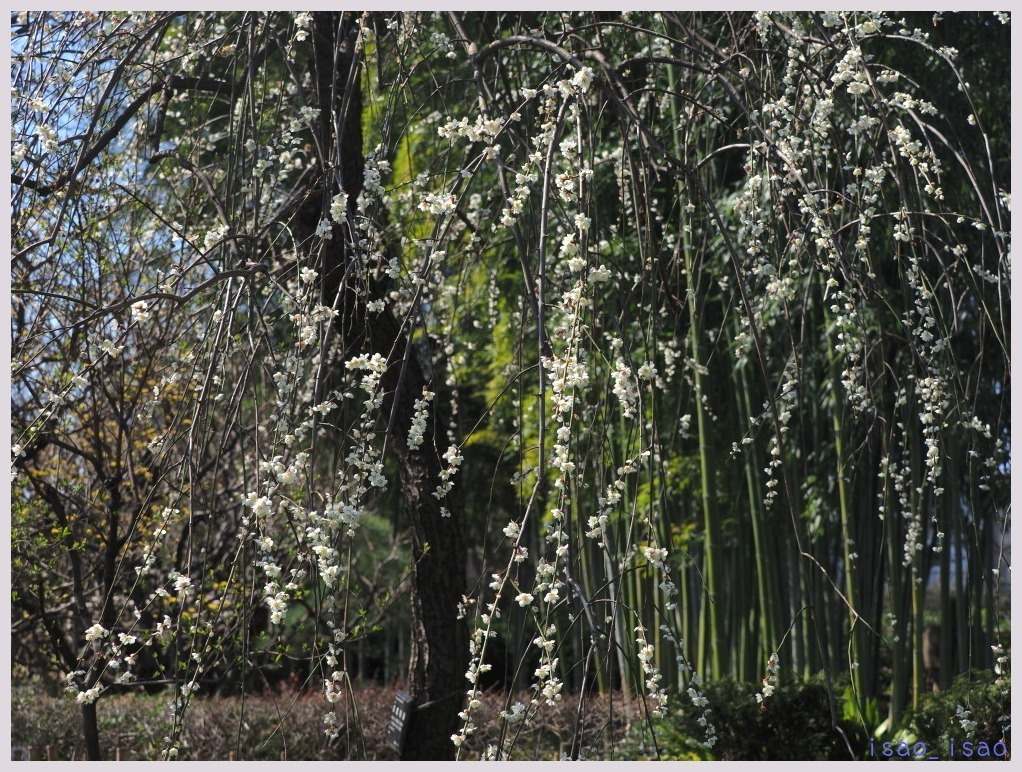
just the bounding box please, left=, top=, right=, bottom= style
left=81, top=701, right=101, bottom=760
left=371, top=311, right=468, bottom=760
left=308, top=12, right=467, bottom=759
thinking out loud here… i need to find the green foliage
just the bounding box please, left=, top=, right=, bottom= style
left=903, top=672, right=1011, bottom=761
left=841, top=685, right=884, bottom=734
left=623, top=677, right=871, bottom=761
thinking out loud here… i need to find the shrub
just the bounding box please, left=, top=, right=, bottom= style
left=899, top=671, right=1011, bottom=761
left=620, top=676, right=869, bottom=761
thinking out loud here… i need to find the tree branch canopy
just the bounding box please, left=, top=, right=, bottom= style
left=11, top=10, right=1009, bottom=762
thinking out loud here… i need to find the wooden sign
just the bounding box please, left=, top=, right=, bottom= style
left=384, top=690, right=415, bottom=753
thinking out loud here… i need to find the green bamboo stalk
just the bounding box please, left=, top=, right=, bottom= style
left=735, top=363, right=783, bottom=673
left=938, top=447, right=954, bottom=690
left=830, top=359, right=862, bottom=702
left=664, top=59, right=721, bottom=682
left=911, top=566, right=925, bottom=710
left=580, top=528, right=609, bottom=695
left=683, top=235, right=723, bottom=680
left=954, top=520, right=966, bottom=677
left=886, top=519, right=908, bottom=726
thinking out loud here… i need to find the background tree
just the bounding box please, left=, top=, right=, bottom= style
left=12, top=10, right=1009, bottom=760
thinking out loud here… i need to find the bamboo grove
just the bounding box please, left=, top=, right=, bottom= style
left=10, top=11, right=1010, bottom=760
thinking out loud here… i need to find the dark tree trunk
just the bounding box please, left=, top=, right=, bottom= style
left=81, top=701, right=101, bottom=760
left=307, top=12, right=468, bottom=760
left=370, top=311, right=469, bottom=761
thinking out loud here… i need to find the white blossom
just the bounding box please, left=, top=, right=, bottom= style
left=84, top=624, right=109, bottom=642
